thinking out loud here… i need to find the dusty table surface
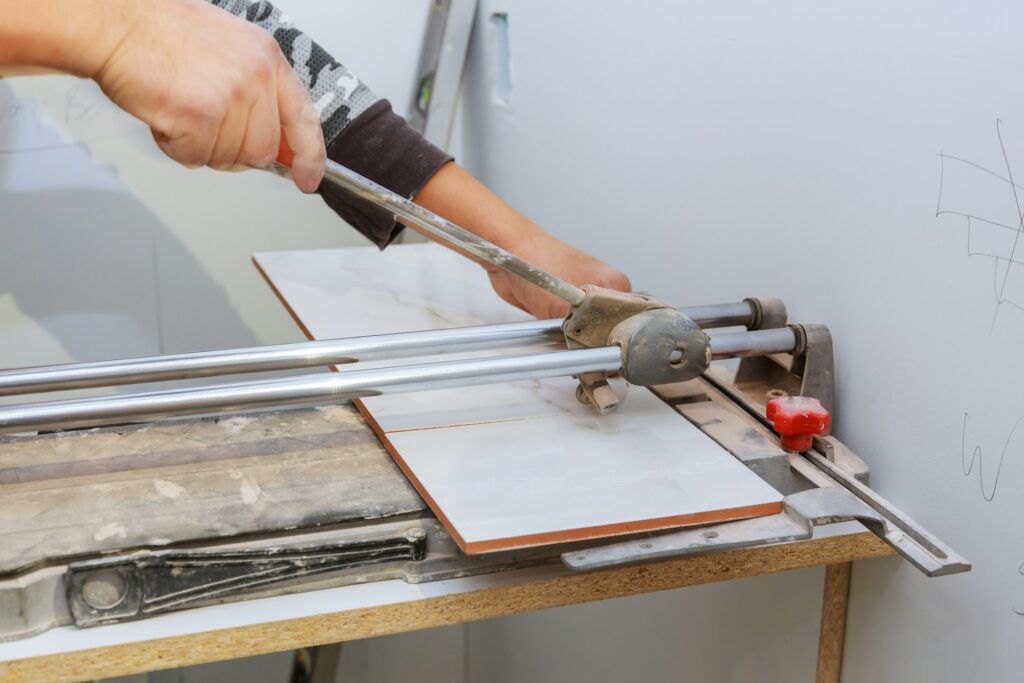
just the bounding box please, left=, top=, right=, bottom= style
left=0, top=404, right=425, bottom=574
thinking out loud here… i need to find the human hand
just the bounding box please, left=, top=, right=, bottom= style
left=409, top=164, right=631, bottom=318
left=91, top=0, right=325, bottom=191
left=485, top=230, right=632, bottom=319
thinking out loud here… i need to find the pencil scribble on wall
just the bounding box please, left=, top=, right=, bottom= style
left=961, top=413, right=1022, bottom=503
left=940, top=124, right=1024, bottom=613
left=960, top=413, right=1024, bottom=615
left=936, top=119, right=1024, bottom=329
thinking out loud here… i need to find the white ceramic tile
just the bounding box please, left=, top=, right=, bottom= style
left=254, top=244, right=783, bottom=552
left=255, top=245, right=530, bottom=340
left=386, top=387, right=783, bottom=551
left=363, top=376, right=631, bottom=432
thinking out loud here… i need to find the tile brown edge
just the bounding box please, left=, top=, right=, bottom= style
left=462, top=500, right=785, bottom=554
left=355, top=400, right=473, bottom=551
left=252, top=256, right=319, bottom=345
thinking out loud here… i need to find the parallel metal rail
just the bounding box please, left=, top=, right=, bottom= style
left=0, top=303, right=798, bottom=435
left=0, top=302, right=761, bottom=397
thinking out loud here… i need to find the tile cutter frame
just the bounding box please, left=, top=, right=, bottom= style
left=0, top=162, right=969, bottom=640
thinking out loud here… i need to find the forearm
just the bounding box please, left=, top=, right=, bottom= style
left=0, top=0, right=127, bottom=77
left=411, top=162, right=631, bottom=320
left=412, top=162, right=545, bottom=265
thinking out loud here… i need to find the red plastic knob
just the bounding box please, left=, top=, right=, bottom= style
left=766, top=396, right=831, bottom=452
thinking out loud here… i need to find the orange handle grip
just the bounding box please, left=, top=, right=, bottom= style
left=276, top=136, right=294, bottom=168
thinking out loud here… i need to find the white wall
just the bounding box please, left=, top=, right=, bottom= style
left=453, top=1, right=1024, bottom=681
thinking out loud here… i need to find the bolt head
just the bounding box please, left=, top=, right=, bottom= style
left=81, top=569, right=127, bottom=610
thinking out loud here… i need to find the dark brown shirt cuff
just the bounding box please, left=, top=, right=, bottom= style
left=317, top=99, right=453, bottom=248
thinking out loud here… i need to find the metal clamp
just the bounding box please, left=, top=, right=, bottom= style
left=563, top=286, right=711, bottom=412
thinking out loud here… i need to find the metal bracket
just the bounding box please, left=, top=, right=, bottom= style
left=801, top=450, right=970, bottom=576
left=743, top=297, right=788, bottom=331
left=730, top=323, right=835, bottom=415
left=564, top=286, right=711, bottom=412
left=562, top=486, right=970, bottom=577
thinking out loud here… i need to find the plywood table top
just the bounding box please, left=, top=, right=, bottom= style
left=0, top=527, right=891, bottom=683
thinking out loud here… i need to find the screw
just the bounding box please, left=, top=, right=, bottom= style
left=81, top=569, right=127, bottom=610
left=405, top=527, right=426, bottom=541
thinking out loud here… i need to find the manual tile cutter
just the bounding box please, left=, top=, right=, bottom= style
left=0, top=161, right=969, bottom=639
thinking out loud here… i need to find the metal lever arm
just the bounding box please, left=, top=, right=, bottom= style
left=321, top=160, right=586, bottom=306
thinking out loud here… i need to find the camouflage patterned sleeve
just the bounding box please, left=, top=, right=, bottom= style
left=207, top=0, right=453, bottom=248
left=207, top=0, right=377, bottom=145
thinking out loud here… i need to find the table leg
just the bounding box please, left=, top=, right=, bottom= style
left=289, top=642, right=344, bottom=683
left=815, top=562, right=852, bottom=683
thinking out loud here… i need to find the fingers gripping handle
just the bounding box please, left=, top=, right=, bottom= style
left=277, top=136, right=295, bottom=168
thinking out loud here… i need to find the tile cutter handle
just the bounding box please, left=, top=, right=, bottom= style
left=277, top=146, right=586, bottom=307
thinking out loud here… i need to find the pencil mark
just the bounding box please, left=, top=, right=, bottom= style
left=943, top=136, right=1024, bottom=611
left=941, top=211, right=1024, bottom=235
left=939, top=152, right=1024, bottom=192
left=961, top=413, right=1024, bottom=616
left=961, top=412, right=1024, bottom=502
left=1016, top=564, right=1024, bottom=616
left=993, top=121, right=1023, bottom=327
left=936, top=120, right=1024, bottom=328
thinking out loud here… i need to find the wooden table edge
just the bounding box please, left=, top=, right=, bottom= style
left=0, top=531, right=893, bottom=683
